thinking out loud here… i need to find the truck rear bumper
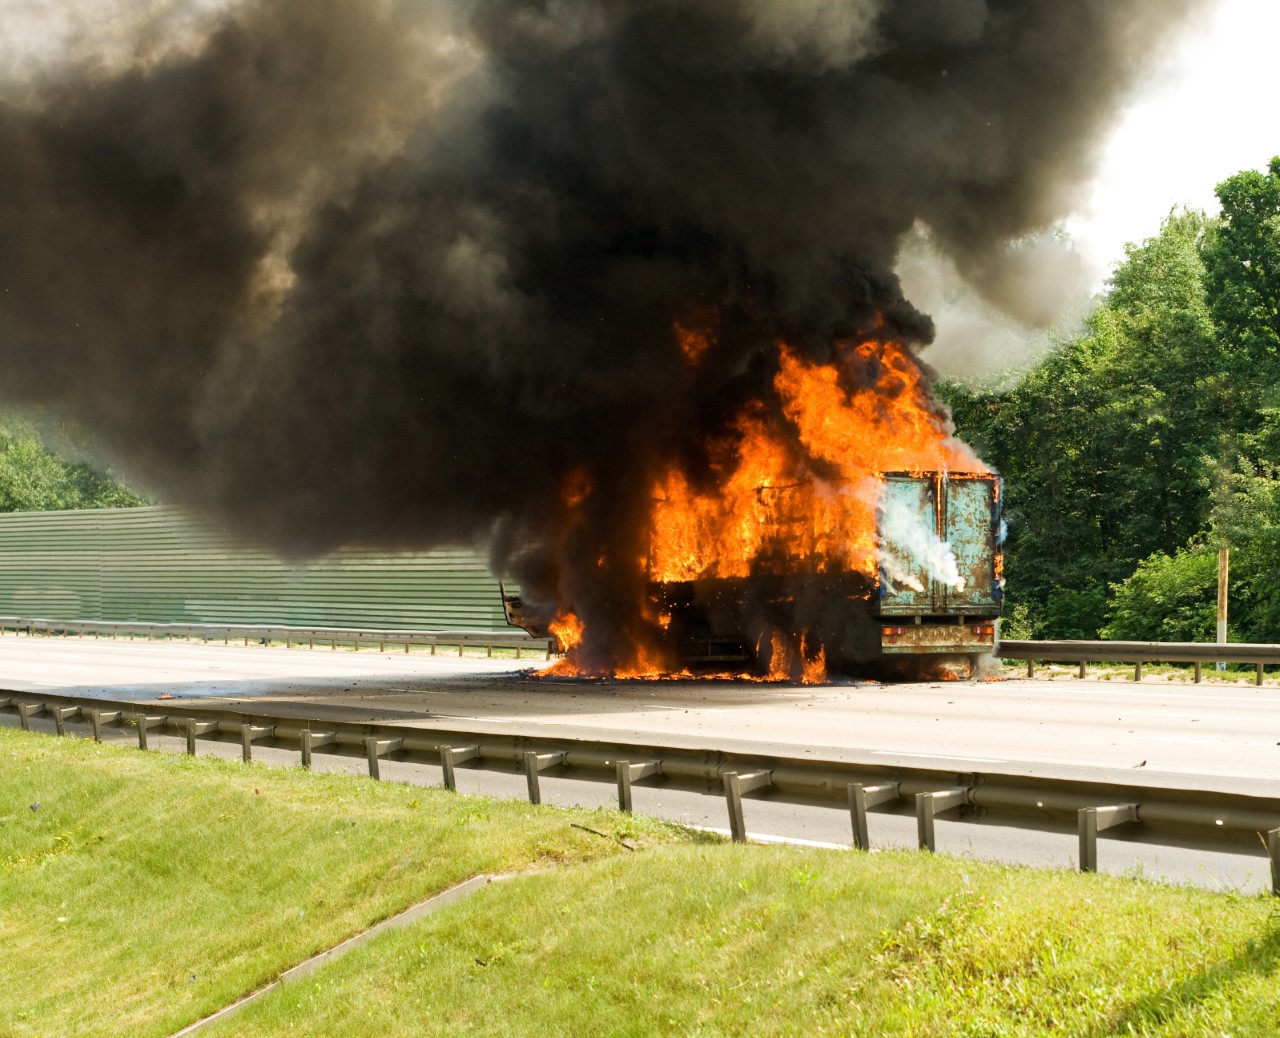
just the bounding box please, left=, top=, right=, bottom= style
left=880, top=622, right=997, bottom=655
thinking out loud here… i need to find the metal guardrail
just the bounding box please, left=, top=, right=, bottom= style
left=998, top=638, right=1280, bottom=685
left=0, top=617, right=553, bottom=659
left=3, top=688, right=1279, bottom=890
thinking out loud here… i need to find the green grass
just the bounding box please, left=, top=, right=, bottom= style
left=0, top=726, right=688, bottom=1037
left=5, top=726, right=1280, bottom=1038
left=1000, top=660, right=1277, bottom=685
left=209, top=847, right=1280, bottom=1037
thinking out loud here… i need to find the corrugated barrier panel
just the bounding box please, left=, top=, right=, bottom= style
left=0, top=506, right=510, bottom=631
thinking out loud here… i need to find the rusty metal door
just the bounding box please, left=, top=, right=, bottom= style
left=942, top=476, right=999, bottom=612
left=876, top=475, right=940, bottom=615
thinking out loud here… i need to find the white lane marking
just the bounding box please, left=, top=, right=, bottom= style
left=1141, top=735, right=1280, bottom=748
left=873, top=750, right=1008, bottom=764
left=997, top=686, right=1280, bottom=706
left=693, top=826, right=849, bottom=850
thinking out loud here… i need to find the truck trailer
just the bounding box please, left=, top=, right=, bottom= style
left=503, top=470, right=1002, bottom=674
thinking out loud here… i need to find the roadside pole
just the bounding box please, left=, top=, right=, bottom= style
left=1217, top=546, right=1229, bottom=672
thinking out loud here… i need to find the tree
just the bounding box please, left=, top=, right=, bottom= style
left=0, top=414, right=145, bottom=513
left=1202, top=156, right=1280, bottom=435
left=945, top=210, right=1216, bottom=637
left=1102, top=545, right=1219, bottom=642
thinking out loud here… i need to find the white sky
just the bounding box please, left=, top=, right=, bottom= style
left=1067, top=0, right=1280, bottom=280
left=917, top=0, right=1280, bottom=380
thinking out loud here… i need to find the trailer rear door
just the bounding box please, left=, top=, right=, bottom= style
left=943, top=476, right=1000, bottom=613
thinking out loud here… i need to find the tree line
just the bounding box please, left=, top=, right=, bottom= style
left=0, top=414, right=144, bottom=513
left=945, top=157, right=1280, bottom=642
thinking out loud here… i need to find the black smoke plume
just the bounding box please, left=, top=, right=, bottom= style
left=0, top=0, right=1204, bottom=670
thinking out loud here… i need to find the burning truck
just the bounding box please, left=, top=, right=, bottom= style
left=502, top=337, right=1003, bottom=682
left=0, top=1, right=1190, bottom=689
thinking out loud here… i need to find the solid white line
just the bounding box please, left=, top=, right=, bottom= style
left=693, top=826, right=850, bottom=851
left=998, top=686, right=1280, bottom=706
left=873, top=750, right=1008, bottom=764
left=1141, top=735, right=1280, bottom=749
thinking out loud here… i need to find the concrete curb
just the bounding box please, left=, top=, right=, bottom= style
left=169, top=873, right=509, bottom=1037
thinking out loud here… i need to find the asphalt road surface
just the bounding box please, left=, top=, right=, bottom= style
left=3, top=635, right=1278, bottom=891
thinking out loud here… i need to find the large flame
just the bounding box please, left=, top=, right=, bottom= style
left=649, top=339, right=981, bottom=583
left=545, top=333, right=986, bottom=683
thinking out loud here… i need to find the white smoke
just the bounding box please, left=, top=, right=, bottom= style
left=877, top=490, right=965, bottom=593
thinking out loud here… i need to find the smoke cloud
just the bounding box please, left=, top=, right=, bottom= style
left=0, top=0, right=1206, bottom=667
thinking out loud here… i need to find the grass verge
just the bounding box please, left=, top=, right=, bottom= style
left=0, top=726, right=689, bottom=1037
left=5, top=724, right=1280, bottom=1037
left=211, top=845, right=1280, bottom=1037
left=999, top=659, right=1280, bottom=685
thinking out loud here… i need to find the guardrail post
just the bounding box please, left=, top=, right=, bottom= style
left=1270, top=828, right=1280, bottom=897
left=616, top=760, right=634, bottom=813
left=365, top=737, right=404, bottom=780
left=1133, top=662, right=1143, bottom=682
left=1026, top=660, right=1034, bottom=678
left=136, top=715, right=167, bottom=751
left=440, top=745, right=479, bottom=791
left=1194, top=661, right=1203, bottom=683
left=1077, top=662, right=1087, bottom=680
left=1258, top=664, right=1265, bottom=686
left=50, top=706, right=78, bottom=736
left=240, top=724, right=274, bottom=762
left=16, top=702, right=40, bottom=731
left=86, top=710, right=121, bottom=743
left=916, top=788, right=970, bottom=852
left=184, top=720, right=219, bottom=756
left=299, top=731, right=336, bottom=770
left=722, top=770, right=772, bottom=843
left=1077, top=804, right=1140, bottom=873
left=524, top=750, right=567, bottom=805
left=848, top=781, right=900, bottom=851
left=616, top=760, right=661, bottom=813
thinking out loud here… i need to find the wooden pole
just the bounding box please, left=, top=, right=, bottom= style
left=1217, top=547, right=1229, bottom=672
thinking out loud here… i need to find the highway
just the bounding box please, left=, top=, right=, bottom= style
left=3, top=635, right=1279, bottom=891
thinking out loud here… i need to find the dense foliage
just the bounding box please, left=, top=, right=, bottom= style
left=946, top=157, right=1280, bottom=641
left=0, top=414, right=145, bottom=513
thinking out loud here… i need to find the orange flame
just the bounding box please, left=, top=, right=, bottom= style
left=675, top=322, right=712, bottom=364
left=649, top=338, right=983, bottom=585
left=549, top=611, right=584, bottom=654
left=545, top=333, right=985, bottom=682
